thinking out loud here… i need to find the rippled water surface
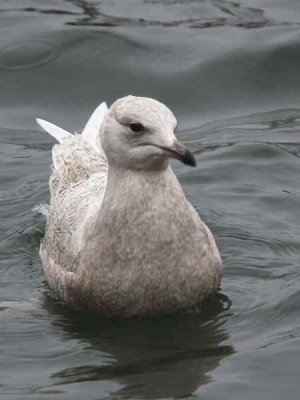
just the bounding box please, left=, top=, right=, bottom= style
left=1, top=1, right=300, bottom=399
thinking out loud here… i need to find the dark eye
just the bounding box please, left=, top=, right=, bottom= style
left=129, top=122, right=144, bottom=133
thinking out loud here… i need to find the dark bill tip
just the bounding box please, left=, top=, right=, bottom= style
left=157, top=142, right=197, bottom=167
left=181, top=149, right=197, bottom=167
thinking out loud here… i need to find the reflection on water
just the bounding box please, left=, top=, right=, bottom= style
left=1, top=0, right=297, bottom=29
left=43, top=293, right=233, bottom=398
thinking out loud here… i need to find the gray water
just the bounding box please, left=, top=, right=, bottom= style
left=1, top=1, right=300, bottom=399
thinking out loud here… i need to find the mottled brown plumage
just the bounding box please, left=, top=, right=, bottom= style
left=37, top=96, right=222, bottom=316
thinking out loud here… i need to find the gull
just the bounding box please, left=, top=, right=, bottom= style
left=36, top=96, right=222, bottom=316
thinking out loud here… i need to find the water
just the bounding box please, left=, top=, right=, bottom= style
left=1, top=0, right=300, bottom=399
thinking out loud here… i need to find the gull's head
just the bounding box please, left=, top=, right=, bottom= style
left=100, top=95, right=196, bottom=171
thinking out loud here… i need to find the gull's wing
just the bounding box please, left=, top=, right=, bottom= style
left=82, top=102, right=108, bottom=145
left=36, top=118, right=72, bottom=143
left=36, top=101, right=108, bottom=145
left=36, top=102, right=108, bottom=195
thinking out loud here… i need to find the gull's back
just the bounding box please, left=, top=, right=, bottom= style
left=37, top=103, right=108, bottom=274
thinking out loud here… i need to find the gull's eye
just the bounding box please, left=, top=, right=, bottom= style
left=129, top=122, right=144, bottom=133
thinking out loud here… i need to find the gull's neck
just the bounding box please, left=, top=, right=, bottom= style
left=102, top=164, right=185, bottom=210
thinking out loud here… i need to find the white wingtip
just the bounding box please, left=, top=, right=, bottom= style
left=81, top=101, right=108, bottom=144
left=36, top=118, right=72, bottom=143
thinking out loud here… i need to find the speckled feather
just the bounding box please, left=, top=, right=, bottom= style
left=37, top=96, right=222, bottom=316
